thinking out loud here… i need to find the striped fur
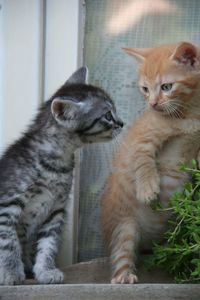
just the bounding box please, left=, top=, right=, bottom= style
left=0, top=67, right=123, bottom=285
left=102, top=42, right=200, bottom=284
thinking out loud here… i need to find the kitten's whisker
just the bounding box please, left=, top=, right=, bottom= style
left=173, top=105, right=184, bottom=118
left=173, top=102, right=185, bottom=108
left=163, top=100, right=184, bottom=119
left=164, top=104, right=174, bottom=118
left=160, top=100, right=172, bottom=106
left=169, top=106, right=182, bottom=119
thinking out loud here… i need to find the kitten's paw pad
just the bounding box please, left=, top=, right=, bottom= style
left=0, top=268, right=25, bottom=285
left=36, top=268, right=64, bottom=284
left=136, top=176, right=160, bottom=204
left=111, top=272, right=138, bottom=284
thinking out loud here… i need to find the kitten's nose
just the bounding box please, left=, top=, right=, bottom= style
left=150, top=101, right=157, bottom=108
left=117, top=119, right=124, bottom=128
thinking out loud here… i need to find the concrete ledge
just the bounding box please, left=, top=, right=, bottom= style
left=0, top=284, right=200, bottom=300
left=63, top=257, right=173, bottom=284
left=0, top=258, right=199, bottom=300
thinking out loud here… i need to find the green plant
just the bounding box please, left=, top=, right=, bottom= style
left=147, top=160, right=200, bottom=283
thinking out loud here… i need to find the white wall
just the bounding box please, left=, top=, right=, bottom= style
left=0, top=3, right=3, bottom=149
left=44, top=0, right=80, bottom=99
left=0, top=0, right=44, bottom=151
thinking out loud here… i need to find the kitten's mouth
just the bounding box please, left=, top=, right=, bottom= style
left=113, top=127, right=123, bottom=137
left=80, top=127, right=122, bottom=144
left=149, top=105, right=164, bottom=112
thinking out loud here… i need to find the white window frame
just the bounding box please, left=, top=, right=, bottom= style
left=44, top=0, right=85, bottom=268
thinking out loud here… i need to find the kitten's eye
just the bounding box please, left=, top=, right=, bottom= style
left=142, top=86, right=149, bottom=93
left=105, top=111, right=113, bottom=121
left=161, top=83, right=173, bottom=91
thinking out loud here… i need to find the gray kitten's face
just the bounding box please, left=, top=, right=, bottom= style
left=51, top=67, right=123, bottom=144
left=76, top=92, right=123, bottom=144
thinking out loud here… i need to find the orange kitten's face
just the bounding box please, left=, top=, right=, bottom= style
left=124, top=42, right=200, bottom=117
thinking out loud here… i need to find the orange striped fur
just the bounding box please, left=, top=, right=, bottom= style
left=102, top=42, right=200, bottom=284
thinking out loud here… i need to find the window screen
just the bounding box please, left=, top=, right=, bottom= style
left=78, top=0, right=200, bottom=262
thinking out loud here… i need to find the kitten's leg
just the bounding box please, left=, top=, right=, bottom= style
left=19, top=227, right=35, bottom=277
left=110, top=219, right=140, bottom=284
left=132, top=143, right=160, bottom=204
left=0, top=199, right=25, bottom=285
left=33, top=208, right=65, bottom=284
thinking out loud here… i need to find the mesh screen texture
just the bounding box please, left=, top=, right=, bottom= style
left=78, top=0, right=200, bottom=262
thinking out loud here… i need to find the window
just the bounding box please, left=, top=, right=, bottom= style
left=78, top=0, right=200, bottom=262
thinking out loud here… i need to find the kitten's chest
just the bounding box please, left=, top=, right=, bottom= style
left=22, top=169, right=73, bottom=236
left=158, top=132, right=200, bottom=166
left=157, top=133, right=200, bottom=203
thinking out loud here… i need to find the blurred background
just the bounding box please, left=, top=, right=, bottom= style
left=0, top=0, right=200, bottom=268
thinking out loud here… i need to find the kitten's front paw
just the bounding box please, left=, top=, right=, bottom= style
left=0, top=266, right=25, bottom=285
left=111, top=271, right=138, bottom=284
left=36, top=268, right=64, bottom=284
left=136, top=175, right=160, bottom=204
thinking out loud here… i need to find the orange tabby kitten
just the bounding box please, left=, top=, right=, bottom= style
left=102, top=42, right=200, bottom=284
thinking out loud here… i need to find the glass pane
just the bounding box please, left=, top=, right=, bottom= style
left=78, top=0, right=200, bottom=262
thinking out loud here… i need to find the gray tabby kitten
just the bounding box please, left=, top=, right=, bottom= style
left=0, top=67, right=123, bottom=285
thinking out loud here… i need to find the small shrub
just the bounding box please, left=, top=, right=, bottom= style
left=147, top=160, right=200, bottom=283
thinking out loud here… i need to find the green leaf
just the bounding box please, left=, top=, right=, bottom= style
left=144, top=160, right=200, bottom=283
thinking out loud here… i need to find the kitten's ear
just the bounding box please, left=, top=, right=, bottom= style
left=64, top=66, right=89, bottom=85
left=171, top=42, right=199, bottom=67
left=123, top=47, right=153, bottom=63
left=51, top=98, right=81, bottom=127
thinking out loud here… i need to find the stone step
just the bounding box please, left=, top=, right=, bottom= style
left=0, top=258, right=199, bottom=300
left=0, top=284, right=200, bottom=300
